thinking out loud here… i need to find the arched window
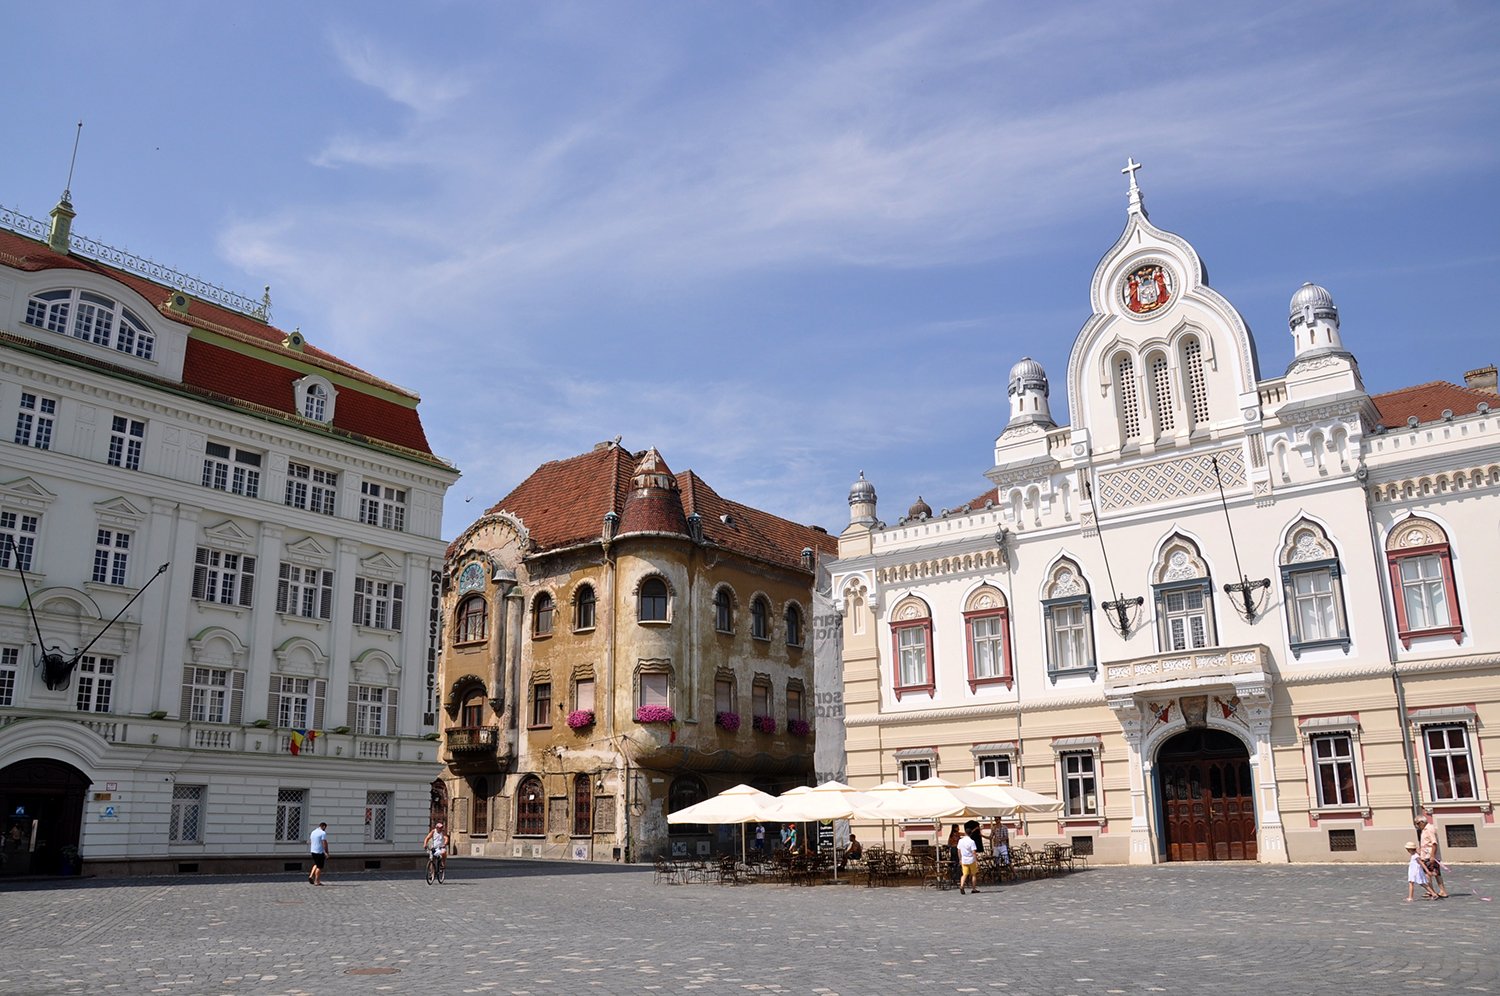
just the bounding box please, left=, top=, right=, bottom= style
left=890, top=596, right=934, bottom=699
left=471, top=776, right=489, bottom=835
left=303, top=383, right=328, bottom=421
left=1182, top=337, right=1209, bottom=428
left=455, top=595, right=488, bottom=643
left=460, top=690, right=486, bottom=729
left=532, top=592, right=554, bottom=637
left=573, top=773, right=593, bottom=837
left=964, top=585, right=1011, bottom=690
left=1152, top=536, right=1216, bottom=651
left=668, top=774, right=708, bottom=836
left=1115, top=353, right=1141, bottom=442
left=750, top=595, right=771, bottom=640
left=713, top=587, right=734, bottom=633
left=573, top=584, right=596, bottom=631
left=515, top=775, right=543, bottom=836
left=1148, top=352, right=1175, bottom=436
left=23, top=288, right=156, bottom=360
left=1385, top=517, right=1464, bottom=648
left=784, top=603, right=804, bottom=648
left=638, top=576, right=669, bottom=622
left=1041, top=560, right=1094, bottom=682
left=1279, top=519, right=1350, bottom=657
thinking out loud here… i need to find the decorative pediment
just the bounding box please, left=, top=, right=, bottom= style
left=359, top=551, right=402, bottom=579
left=203, top=519, right=255, bottom=551
left=92, top=496, right=146, bottom=529
left=285, top=536, right=333, bottom=566
left=0, top=477, right=58, bottom=511
left=352, top=647, right=399, bottom=683
left=188, top=625, right=247, bottom=667
left=273, top=635, right=327, bottom=676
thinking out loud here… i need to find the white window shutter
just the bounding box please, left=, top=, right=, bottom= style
left=313, top=679, right=326, bottom=730
left=179, top=665, right=195, bottom=720
left=229, top=670, right=245, bottom=725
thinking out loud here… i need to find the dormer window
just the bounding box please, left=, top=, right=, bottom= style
left=24, top=288, right=155, bottom=361
left=293, top=376, right=337, bottom=424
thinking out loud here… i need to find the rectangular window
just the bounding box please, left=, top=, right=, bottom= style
left=353, top=577, right=404, bottom=630
left=353, top=685, right=387, bottom=735
left=107, top=415, right=145, bottom=470
left=275, top=676, right=311, bottom=729
left=1164, top=587, right=1210, bottom=650
left=0, top=511, right=39, bottom=572
left=275, top=788, right=306, bottom=842
left=639, top=672, right=669, bottom=709
left=192, top=547, right=256, bottom=607
left=1311, top=733, right=1359, bottom=807
left=1046, top=600, right=1093, bottom=675
left=752, top=681, right=771, bottom=717
left=977, top=755, right=1013, bottom=782
left=1424, top=725, right=1476, bottom=801
left=0, top=646, right=17, bottom=706
left=714, top=678, right=733, bottom=715
left=1062, top=752, right=1098, bottom=817
left=277, top=563, right=333, bottom=620
left=75, top=655, right=115, bottom=712
left=201, top=442, right=262, bottom=498
left=169, top=785, right=205, bottom=843
left=189, top=667, right=230, bottom=723
left=74, top=294, right=115, bottom=345
left=1292, top=569, right=1339, bottom=642
left=365, top=790, right=391, bottom=843
left=14, top=392, right=57, bottom=450
left=900, top=759, right=932, bottom=785
left=787, top=687, right=804, bottom=723
left=968, top=613, right=1006, bottom=680
left=92, top=529, right=131, bottom=586
left=895, top=622, right=931, bottom=689
left=359, top=481, right=406, bottom=531
left=1399, top=555, right=1451, bottom=631
left=575, top=677, right=595, bottom=712
left=284, top=462, right=337, bottom=516
left=531, top=682, right=552, bottom=727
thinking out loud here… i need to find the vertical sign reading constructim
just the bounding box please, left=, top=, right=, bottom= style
left=812, top=557, right=845, bottom=786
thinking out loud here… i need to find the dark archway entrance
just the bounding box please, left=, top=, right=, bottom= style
left=0, top=759, right=91, bottom=876
left=1158, top=729, right=1257, bottom=862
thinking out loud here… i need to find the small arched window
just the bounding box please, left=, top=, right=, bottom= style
left=1183, top=337, right=1209, bottom=428
left=1278, top=519, right=1350, bottom=657
left=455, top=595, right=488, bottom=643
left=890, top=596, right=934, bottom=699
left=750, top=596, right=771, bottom=640
left=784, top=603, right=804, bottom=647
left=714, top=587, right=734, bottom=633
left=668, top=775, right=708, bottom=836
left=532, top=592, right=555, bottom=637
left=1042, top=559, right=1094, bottom=683
left=515, top=775, right=544, bottom=836
left=1384, top=517, right=1463, bottom=648
left=639, top=577, right=669, bottom=622
left=303, top=383, right=328, bottom=421
left=1152, top=536, right=1215, bottom=651
left=1148, top=352, right=1175, bottom=436
left=573, top=585, right=596, bottom=631
left=1115, top=353, right=1141, bottom=442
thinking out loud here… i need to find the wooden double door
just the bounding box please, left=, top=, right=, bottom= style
left=1159, top=730, right=1257, bottom=862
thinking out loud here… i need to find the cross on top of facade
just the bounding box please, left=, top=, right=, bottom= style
left=1122, top=157, right=1143, bottom=191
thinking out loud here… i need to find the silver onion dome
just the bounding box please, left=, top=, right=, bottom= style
left=1008, top=356, right=1048, bottom=396
left=848, top=471, right=876, bottom=507
left=1289, top=282, right=1337, bottom=328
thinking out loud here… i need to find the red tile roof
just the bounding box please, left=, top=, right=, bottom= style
left=470, top=443, right=836, bottom=571
left=1372, top=381, right=1496, bottom=427
left=0, top=226, right=438, bottom=459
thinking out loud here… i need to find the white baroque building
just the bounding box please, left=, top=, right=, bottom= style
left=833, top=168, right=1499, bottom=864
left=0, top=195, right=457, bottom=877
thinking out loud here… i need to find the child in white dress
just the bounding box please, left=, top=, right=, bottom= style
left=1406, top=841, right=1438, bottom=901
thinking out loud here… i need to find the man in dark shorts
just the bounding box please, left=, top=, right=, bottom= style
left=308, top=821, right=330, bottom=885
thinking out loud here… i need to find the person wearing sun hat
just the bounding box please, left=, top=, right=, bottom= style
left=1405, top=840, right=1437, bottom=901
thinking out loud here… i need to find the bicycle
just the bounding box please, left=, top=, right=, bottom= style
left=426, top=848, right=446, bottom=884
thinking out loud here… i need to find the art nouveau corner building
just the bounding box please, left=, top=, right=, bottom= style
left=833, top=177, right=1500, bottom=864
left=0, top=197, right=457, bottom=876
left=438, top=442, right=834, bottom=862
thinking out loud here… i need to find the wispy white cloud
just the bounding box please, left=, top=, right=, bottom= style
left=328, top=32, right=475, bottom=117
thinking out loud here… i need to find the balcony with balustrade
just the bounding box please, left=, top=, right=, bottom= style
left=1102, top=643, right=1273, bottom=699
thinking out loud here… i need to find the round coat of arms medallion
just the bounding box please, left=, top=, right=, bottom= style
left=1121, top=262, right=1175, bottom=316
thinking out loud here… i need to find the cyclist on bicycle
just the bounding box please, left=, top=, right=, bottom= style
left=423, top=822, right=448, bottom=876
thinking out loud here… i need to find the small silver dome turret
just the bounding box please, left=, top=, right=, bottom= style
left=1005, top=356, right=1055, bottom=429
left=848, top=471, right=877, bottom=527
left=1288, top=282, right=1343, bottom=355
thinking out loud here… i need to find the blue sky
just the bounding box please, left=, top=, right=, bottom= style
left=7, top=2, right=1500, bottom=538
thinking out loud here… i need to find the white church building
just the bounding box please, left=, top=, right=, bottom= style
left=0, top=194, right=457, bottom=876
left=833, top=166, right=1499, bottom=864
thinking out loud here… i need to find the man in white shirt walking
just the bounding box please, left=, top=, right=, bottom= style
left=308, top=822, right=330, bottom=885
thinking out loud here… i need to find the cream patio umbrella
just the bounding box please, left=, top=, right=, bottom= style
left=666, top=783, right=777, bottom=861
left=962, top=777, right=1064, bottom=815
left=759, top=781, right=887, bottom=881
left=865, top=777, right=1013, bottom=857
left=859, top=780, right=912, bottom=850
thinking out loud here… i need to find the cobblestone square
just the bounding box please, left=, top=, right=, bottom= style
left=2, top=860, right=1496, bottom=995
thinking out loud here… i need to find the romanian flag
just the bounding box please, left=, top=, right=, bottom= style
left=289, top=729, right=318, bottom=755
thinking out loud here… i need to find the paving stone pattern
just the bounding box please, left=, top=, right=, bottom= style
left=1, top=860, right=1496, bottom=995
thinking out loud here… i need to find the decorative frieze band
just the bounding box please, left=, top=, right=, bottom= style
left=1095, top=446, right=1246, bottom=512
left=1369, top=464, right=1500, bottom=505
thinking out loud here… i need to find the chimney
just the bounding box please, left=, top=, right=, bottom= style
left=1463, top=365, right=1498, bottom=395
